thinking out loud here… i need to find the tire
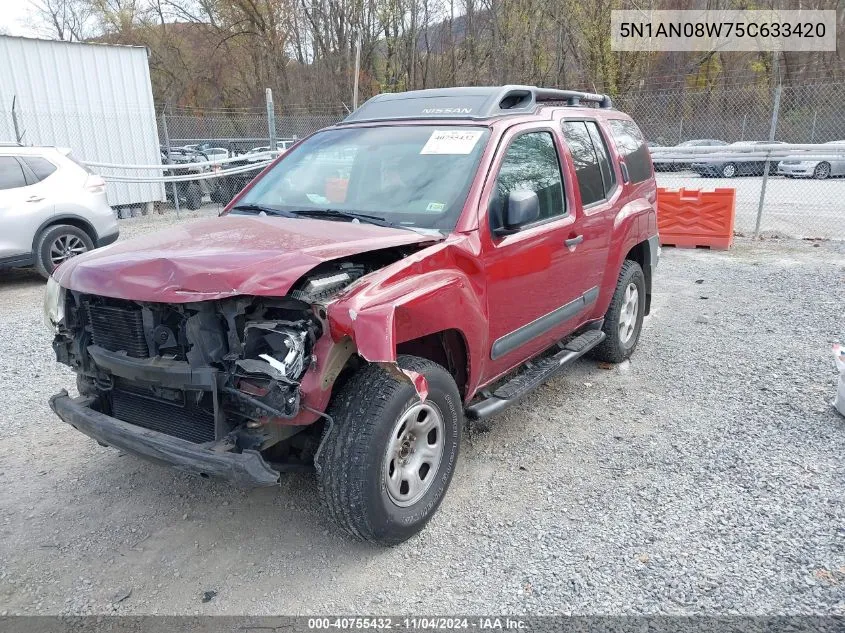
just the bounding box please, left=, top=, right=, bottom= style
left=813, top=162, right=831, bottom=180
left=317, top=355, right=462, bottom=545
left=720, top=163, right=737, bottom=178
left=209, top=185, right=225, bottom=205
left=34, top=224, right=94, bottom=279
left=184, top=182, right=203, bottom=210
left=590, top=260, right=646, bottom=364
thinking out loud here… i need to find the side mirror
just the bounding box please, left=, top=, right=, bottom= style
left=496, top=190, right=539, bottom=235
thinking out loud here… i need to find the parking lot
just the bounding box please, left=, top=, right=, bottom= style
left=657, top=172, right=845, bottom=239
left=0, top=212, right=842, bottom=615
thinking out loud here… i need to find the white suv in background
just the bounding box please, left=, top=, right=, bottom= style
left=0, top=146, right=119, bottom=278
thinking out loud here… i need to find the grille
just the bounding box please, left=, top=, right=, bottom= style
left=85, top=302, right=149, bottom=358
left=111, top=388, right=216, bottom=444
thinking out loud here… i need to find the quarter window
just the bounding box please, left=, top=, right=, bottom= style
left=22, top=156, right=57, bottom=182
left=0, top=157, right=27, bottom=190
left=492, top=131, right=565, bottom=227
left=608, top=119, right=652, bottom=184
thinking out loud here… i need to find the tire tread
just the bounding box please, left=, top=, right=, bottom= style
left=316, top=355, right=455, bottom=544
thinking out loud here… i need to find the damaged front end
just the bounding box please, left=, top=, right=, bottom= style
left=49, top=261, right=376, bottom=484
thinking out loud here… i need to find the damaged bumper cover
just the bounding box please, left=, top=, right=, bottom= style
left=49, top=391, right=281, bottom=487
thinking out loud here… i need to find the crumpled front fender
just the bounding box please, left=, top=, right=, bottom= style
left=326, top=237, right=486, bottom=392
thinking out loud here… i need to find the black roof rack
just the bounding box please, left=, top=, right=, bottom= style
left=340, top=85, right=613, bottom=124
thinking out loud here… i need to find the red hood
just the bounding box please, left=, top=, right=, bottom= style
left=54, top=215, right=438, bottom=302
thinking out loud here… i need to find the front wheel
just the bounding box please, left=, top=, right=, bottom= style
left=814, top=162, right=831, bottom=180
left=34, top=224, right=94, bottom=278
left=590, top=260, right=646, bottom=364
left=317, top=355, right=462, bottom=545
left=721, top=162, right=737, bottom=178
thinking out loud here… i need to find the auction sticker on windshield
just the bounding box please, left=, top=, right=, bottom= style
left=420, top=130, right=484, bottom=155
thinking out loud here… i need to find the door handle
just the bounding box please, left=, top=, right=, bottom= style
left=565, top=235, right=584, bottom=248
left=26, top=196, right=45, bottom=203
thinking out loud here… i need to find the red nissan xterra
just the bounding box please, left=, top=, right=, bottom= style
left=46, top=86, right=659, bottom=545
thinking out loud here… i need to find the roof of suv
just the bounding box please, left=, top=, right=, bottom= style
left=341, top=85, right=614, bottom=125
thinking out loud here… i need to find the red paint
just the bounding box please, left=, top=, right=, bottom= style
left=54, top=214, right=436, bottom=302
left=60, top=105, right=657, bottom=416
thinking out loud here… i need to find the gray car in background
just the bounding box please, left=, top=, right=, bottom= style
left=778, top=140, right=845, bottom=179
left=0, top=146, right=118, bottom=278
left=691, top=141, right=786, bottom=178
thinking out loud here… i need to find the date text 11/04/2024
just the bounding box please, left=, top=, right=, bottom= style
left=307, top=618, right=527, bottom=630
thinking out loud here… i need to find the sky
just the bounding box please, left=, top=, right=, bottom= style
left=0, top=1, right=40, bottom=37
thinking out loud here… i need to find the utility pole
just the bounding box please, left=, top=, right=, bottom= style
left=266, top=88, right=277, bottom=151
left=11, top=96, right=23, bottom=144
left=353, top=30, right=362, bottom=110
left=754, top=53, right=782, bottom=239
left=160, top=104, right=180, bottom=219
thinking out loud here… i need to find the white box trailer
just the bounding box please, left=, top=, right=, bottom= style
left=0, top=36, right=165, bottom=207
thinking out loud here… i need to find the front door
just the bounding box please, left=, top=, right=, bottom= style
left=0, top=156, right=55, bottom=259
left=480, top=126, right=595, bottom=382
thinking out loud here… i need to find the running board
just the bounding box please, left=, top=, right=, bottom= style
left=465, top=330, right=606, bottom=421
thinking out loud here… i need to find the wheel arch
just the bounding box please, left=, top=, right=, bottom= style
left=623, top=239, right=655, bottom=315
left=396, top=329, right=470, bottom=399
left=31, top=214, right=98, bottom=253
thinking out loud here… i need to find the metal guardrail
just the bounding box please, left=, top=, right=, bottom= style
left=650, top=143, right=845, bottom=163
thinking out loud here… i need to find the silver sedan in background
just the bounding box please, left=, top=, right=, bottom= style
left=778, top=140, right=845, bottom=179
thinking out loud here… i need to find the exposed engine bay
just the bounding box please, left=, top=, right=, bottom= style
left=51, top=256, right=397, bottom=457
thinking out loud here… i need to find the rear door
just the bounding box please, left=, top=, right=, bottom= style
left=0, top=155, right=55, bottom=258
left=559, top=118, right=621, bottom=291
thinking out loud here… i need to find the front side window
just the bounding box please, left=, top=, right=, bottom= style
left=608, top=119, right=652, bottom=184
left=491, top=131, right=565, bottom=228
left=235, top=125, right=490, bottom=231
left=0, top=156, right=27, bottom=190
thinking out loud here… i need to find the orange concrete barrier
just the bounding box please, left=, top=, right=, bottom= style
left=656, top=187, right=736, bottom=250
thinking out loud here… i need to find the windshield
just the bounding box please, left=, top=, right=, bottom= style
left=234, top=125, right=491, bottom=230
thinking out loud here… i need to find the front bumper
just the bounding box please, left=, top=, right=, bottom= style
left=49, top=391, right=281, bottom=487
left=777, top=164, right=813, bottom=176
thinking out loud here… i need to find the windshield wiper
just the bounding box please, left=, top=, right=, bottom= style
left=290, top=208, right=399, bottom=228
left=230, top=203, right=297, bottom=218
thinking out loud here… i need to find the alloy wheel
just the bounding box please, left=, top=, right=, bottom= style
left=49, top=234, right=88, bottom=267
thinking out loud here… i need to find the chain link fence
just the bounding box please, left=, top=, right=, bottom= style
left=2, top=83, right=844, bottom=239
left=618, top=81, right=845, bottom=239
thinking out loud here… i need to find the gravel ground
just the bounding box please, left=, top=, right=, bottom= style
left=0, top=212, right=843, bottom=616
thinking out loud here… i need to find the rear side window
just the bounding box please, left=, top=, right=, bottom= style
left=608, top=119, right=652, bottom=184
left=493, top=131, right=565, bottom=224
left=22, top=156, right=57, bottom=182
left=0, top=156, right=27, bottom=190
left=562, top=121, right=616, bottom=205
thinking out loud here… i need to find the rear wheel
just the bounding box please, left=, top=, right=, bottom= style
left=814, top=162, right=831, bottom=180
left=317, top=355, right=462, bottom=545
left=721, top=162, right=737, bottom=178
left=590, top=260, right=646, bottom=364
left=34, top=224, right=94, bottom=278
